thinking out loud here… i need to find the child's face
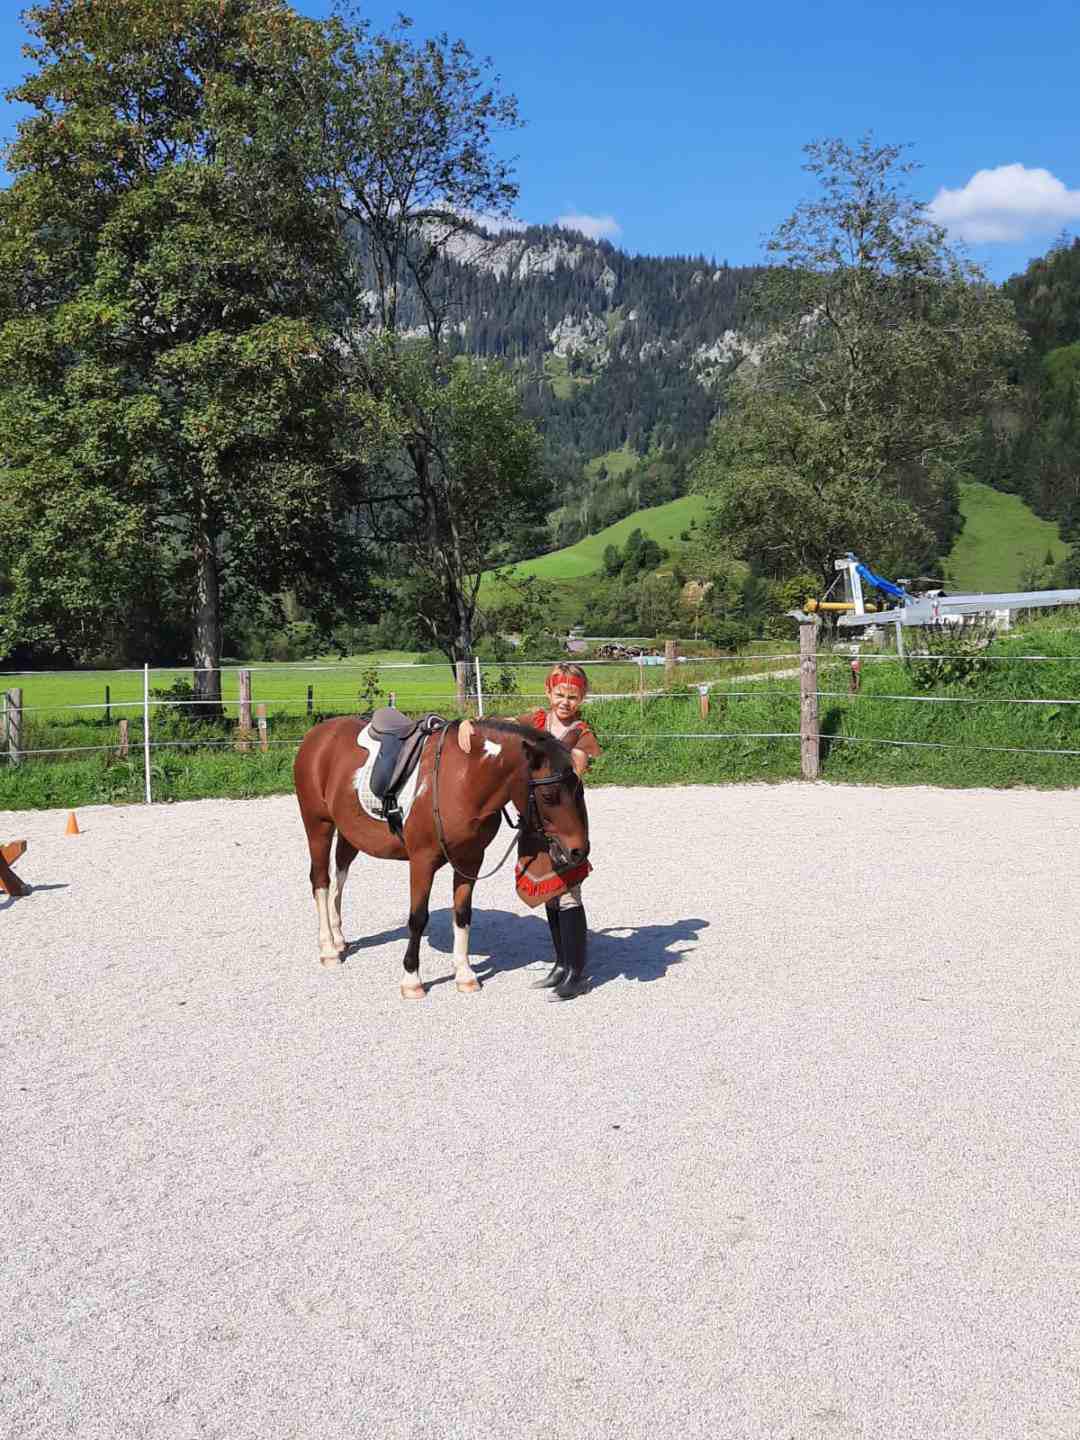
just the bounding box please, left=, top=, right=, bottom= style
left=549, top=681, right=583, bottom=722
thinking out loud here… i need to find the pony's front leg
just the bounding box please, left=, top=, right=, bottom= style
left=452, top=871, right=481, bottom=995
left=401, top=854, right=438, bottom=1000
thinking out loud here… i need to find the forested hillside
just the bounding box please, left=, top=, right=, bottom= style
left=389, top=225, right=767, bottom=549
left=972, top=235, right=1080, bottom=539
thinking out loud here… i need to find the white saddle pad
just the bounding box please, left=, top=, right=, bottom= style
left=352, top=723, right=425, bottom=826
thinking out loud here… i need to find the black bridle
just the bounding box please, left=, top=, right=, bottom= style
left=430, top=722, right=578, bottom=883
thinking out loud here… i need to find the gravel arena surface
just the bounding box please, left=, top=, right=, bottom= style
left=3, top=784, right=1080, bottom=1440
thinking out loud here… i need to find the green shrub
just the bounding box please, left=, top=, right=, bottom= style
left=904, top=619, right=996, bottom=689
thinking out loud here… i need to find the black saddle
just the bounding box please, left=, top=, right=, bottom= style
left=367, top=708, right=445, bottom=836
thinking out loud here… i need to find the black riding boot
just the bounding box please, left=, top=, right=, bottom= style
left=532, top=901, right=567, bottom=989
left=548, top=905, right=588, bottom=1001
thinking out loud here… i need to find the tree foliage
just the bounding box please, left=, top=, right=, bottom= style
left=312, top=10, right=521, bottom=340
left=351, top=342, right=545, bottom=661
left=0, top=0, right=367, bottom=690
left=302, top=14, right=538, bottom=663
left=694, top=136, right=1026, bottom=584
left=972, top=236, right=1080, bottom=538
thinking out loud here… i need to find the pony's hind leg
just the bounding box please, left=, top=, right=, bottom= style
left=401, top=854, right=438, bottom=1000
left=303, top=815, right=342, bottom=966
left=452, top=871, right=481, bottom=995
left=330, top=834, right=359, bottom=956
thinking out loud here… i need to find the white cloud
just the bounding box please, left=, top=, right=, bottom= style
left=555, top=212, right=622, bottom=241
left=928, top=164, right=1080, bottom=244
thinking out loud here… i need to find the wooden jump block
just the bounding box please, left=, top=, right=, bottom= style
left=0, top=840, right=29, bottom=897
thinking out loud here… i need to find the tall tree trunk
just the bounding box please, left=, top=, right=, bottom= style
left=192, top=522, right=223, bottom=718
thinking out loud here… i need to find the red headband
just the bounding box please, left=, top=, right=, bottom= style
left=546, top=670, right=586, bottom=695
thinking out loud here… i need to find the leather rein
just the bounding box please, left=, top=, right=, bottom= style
left=429, top=721, right=576, bottom=883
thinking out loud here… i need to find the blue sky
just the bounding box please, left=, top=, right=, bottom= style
left=2, top=0, right=1078, bottom=282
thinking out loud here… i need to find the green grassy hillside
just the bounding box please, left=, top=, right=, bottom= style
left=500, top=494, right=714, bottom=582
left=948, top=482, right=1068, bottom=590
left=584, top=444, right=639, bottom=480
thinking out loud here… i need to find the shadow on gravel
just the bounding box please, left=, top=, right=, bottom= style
left=0, top=881, right=68, bottom=912
left=431, top=908, right=708, bottom=993
left=338, top=909, right=709, bottom=995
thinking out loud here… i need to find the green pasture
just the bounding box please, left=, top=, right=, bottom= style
left=4, top=618, right=1080, bottom=809
left=2, top=651, right=450, bottom=718
left=947, top=482, right=1069, bottom=591
left=542, top=354, right=592, bottom=401
left=493, top=494, right=714, bottom=583
left=584, top=444, right=639, bottom=480
left=0, top=646, right=794, bottom=722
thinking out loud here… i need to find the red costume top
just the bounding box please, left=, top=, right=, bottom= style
left=520, top=709, right=602, bottom=761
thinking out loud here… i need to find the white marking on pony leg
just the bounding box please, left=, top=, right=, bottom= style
left=482, top=739, right=502, bottom=757
left=315, top=887, right=340, bottom=965
left=453, top=919, right=480, bottom=993
left=330, top=864, right=350, bottom=953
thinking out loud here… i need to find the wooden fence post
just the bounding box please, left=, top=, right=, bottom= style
left=698, top=684, right=710, bottom=720
left=238, top=669, right=252, bottom=751
left=118, top=718, right=129, bottom=759
left=798, top=618, right=819, bottom=781
left=105, top=684, right=111, bottom=725
left=5, top=688, right=22, bottom=767
left=306, top=685, right=313, bottom=717
left=455, top=660, right=467, bottom=712
left=637, top=657, right=645, bottom=715
left=256, top=702, right=268, bottom=753
left=664, top=639, right=677, bottom=692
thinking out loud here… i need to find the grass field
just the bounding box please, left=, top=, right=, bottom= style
left=947, top=482, right=1069, bottom=590
left=542, top=354, right=592, bottom=401
left=5, top=617, right=1080, bottom=809
left=584, top=444, right=639, bottom=480
left=494, top=494, right=714, bottom=583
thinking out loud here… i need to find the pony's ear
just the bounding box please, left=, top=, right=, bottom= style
left=521, top=738, right=547, bottom=772
left=457, top=719, right=475, bottom=754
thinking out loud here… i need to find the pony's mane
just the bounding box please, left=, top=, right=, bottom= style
left=472, top=718, right=571, bottom=768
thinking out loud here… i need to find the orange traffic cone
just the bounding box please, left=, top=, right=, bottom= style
left=65, top=811, right=80, bottom=835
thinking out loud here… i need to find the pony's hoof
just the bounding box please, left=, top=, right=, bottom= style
left=320, top=953, right=343, bottom=967
left=400, top=983, right=426, bottom=1000
left=455, top=978, right=482, bottom=994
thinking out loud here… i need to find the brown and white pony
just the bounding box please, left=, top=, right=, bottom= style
left=293, top=716, right=590, bottom=998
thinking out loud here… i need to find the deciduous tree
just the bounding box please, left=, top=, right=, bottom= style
left=695, top=136, right=1026, bottom=585
left=0, top=0, right=368, bottom=701
left=351, top=341, right=545, bottom=664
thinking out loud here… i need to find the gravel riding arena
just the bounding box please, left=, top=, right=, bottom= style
left=4, top=783, right=1079, bottom=1439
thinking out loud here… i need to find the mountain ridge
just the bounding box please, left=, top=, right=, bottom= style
left=390, top=222, right=768, bottom=548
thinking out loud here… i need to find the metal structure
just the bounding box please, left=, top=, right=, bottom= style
left=825, top=553, right=1080, bottom=630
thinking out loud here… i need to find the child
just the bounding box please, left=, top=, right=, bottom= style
left=458, top=663, right=600, bottom=1000
left=519, top=663, right=600, bottom=1001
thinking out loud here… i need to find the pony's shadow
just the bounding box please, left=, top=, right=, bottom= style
left=342, top=908, right=710, bottom=993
